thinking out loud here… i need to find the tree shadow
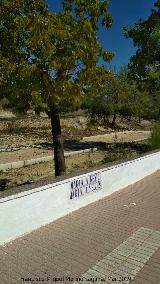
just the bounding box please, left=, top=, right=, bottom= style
left=33, top=140, right=151, bottom=153
left=36, top=140, right=108, bottom=151
left=64, top=140, right=108, bottom=151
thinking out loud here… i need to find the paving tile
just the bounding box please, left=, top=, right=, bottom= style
left=116, top=263, right=141, bottom=276
left=92, top=265, right=112, bottom=277
left=95, top=261, right=115, bottom=273
left=86, top=268, right=106, bottom=279
left=133, top=274, right=159, bottom=284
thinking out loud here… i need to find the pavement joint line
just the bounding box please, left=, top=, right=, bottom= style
left=73, top=227, right=160, bottom=284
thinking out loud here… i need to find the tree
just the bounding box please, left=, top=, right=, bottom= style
left=85, top=93, right=113, bottom=124
left=0, top=0, right=113, bottom=176
left=123, top=82, right=149, bottom=123
left=84, top=68, right=129, bottom=127
left=124, top=0, right=160, bottom=118
left=85, top=65, right=150, bottom=126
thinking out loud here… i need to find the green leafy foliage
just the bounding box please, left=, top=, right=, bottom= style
left=124, top=1, right=160, bottom=78
left=1, top=0, right=114, bottom=113
left=124, top=0, right=160, bottom=118
left=85, top=65, right=150, bottom=125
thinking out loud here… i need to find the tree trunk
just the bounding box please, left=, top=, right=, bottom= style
left=49, top=99, right=66, bottom=176
left=111, top=113, right=117, bottom=128
left=41, top=70, right=66, bottom=176
left=35, top=106, right=41, bottom=116
left=158, top=108, right=160, bottom=120
left=138, top=112, right=141, bottom=123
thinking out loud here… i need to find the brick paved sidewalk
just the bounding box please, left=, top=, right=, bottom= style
left=0, top=171, right=160, bottom=284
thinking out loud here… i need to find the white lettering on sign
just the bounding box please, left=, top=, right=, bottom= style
left=70, top=172, right=102, bottom=200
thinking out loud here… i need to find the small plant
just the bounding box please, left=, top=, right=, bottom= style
left=103, top=148, right=135, bottom=164
left=71, top=163, right=79, bottom=169
left=2, top=121, right=25, bottom=135
left=150, top=122, right=160, bottom=149
left=6, top=121, right=16, bottom=133
left=84, top=153, right=95, bottom=167
left=103, top=151, right=117, bottom=163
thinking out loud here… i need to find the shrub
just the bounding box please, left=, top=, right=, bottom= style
left=150, top=123, right=160, bottom=149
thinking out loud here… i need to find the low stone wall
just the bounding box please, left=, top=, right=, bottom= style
left=0, top=148, right=98, bottom=170
left=0, top=150, right=159, bottom=245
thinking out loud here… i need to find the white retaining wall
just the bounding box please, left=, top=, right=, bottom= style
left=0, top=151, right=160, bottom=245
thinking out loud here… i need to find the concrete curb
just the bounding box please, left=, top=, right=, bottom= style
left=0, top=148, right=98, bottom=171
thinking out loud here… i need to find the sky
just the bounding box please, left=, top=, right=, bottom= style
left=47, top=0, right=155, bottom=71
